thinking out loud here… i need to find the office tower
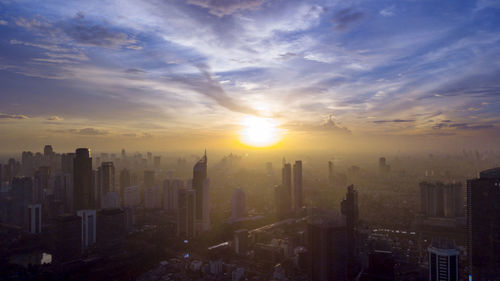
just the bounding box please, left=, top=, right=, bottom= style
left=308, top=215, right=347, bottom=281
left=61, top=153, right=75, bottom=174
left=44, top=145, right=54, bottom=156
left=100, top=162, right=115, bottom=193
left=163, top=179, right=182, bottom=212
left=193, top=151, right=207, bottom=220
left=123, top=185, right=141, bottom=207
left=328, top=161, right=334, bottom=186
left=154, top=156, right=161, bottom=169
left=21, top=151, right=35, bottom=177
left=428, top=239, right=458, bottom=281
left=77, top=209, right=96, bottom=250
left=121, top=148, right=126, bottom=159
left=282, top=162, right=292, bottom=189
left=341, top=185, right=359, bottom=278
left=379, top=157, right=390, bottom=174
left=28, top=204, right=42, bottom=234
left=53, top=214, right=82, bottom=262
left=54, top=173, right=73, bottom=213
left=73, top=148, right=93, bottom=211
left=275, top=184, right=291, bottom=217
left=144, top=170, right=155, bottom=188
left=145, top=185, right=162, bottom=209
left=34, top=166, right=50, bottom=203
left=119, top=168, right=131, bottom=191
left=234, top=229, right=249, bottom=255
left=420, top=182, right=463, bottom=217
left=467, top=167, right=500, bottom=280
left=293, top=160, right=303, bottom=211
left=0, top=163, right=2, bottom=182
left=11, top=177, right=34, bottom=228
left=177, top=188, right=196, bottom=239
left=232, top=188, right=246, bottom=219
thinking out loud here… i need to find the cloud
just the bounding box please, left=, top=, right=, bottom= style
left=379, top=6, right=395, bottom=17
left=47, top=115, right=63, bottom=121
left=331, top=8, right=365, bottom=31
left=0, top=113, right=30, bottom=119
left=374, top=119, right=415, bottom=124
left=9, top=39, right=71, bottom=52
left=432, top=120, right=495, bottom=131
left=285, top=115, right=351, bottom=134
left=187, top=0, right=266, bottom=17
left=176, top=63, right=260, bottom=115
left=15, top=17, right=51, bottom=29
left=62, top=13, right=138, bottom=48
left=125, top=68, right=146, bottom=74
left=78, top=128, right=109, bottom=135
left=0, top=19, right=7, bottom=25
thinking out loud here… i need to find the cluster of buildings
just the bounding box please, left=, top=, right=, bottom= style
left=0, top=146, right=212, bottom=267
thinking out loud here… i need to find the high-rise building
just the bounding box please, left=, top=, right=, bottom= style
left=44, top=145, right=54, bottom=156
left=308, top=214, right=347, bottom=281
left=293, top=160, right=303, bottom=211
left=232, top=188, right=246, bottom=219
left=154, top=156, right=161, bottom=169
left=193, top=151, right=207, bottom=220
left=21, top=151, right=35, bottom=177
left=328, top=161, right=334, bottom=186
left=177, top=188, right=196, bottom=239
left=145, top=185, right=162, bottom=209
left=163, top=179, right=183, bottom=212
left=28, top=204, right=42, bottom=234
left=100, top=162, right=115, bottom=194
left=97, top=208, right=125, bottom=246
left=77, top=209, right=96, bottom=250
left=274, top=184, right=291, bottom=217
left=234, top=229, right=249, bottom=255
left=119, top=168, right=130, bottom=205
left=421, top=182, right=463, bottom=217
left=341, top=185, right=359, bottom=278
left=379, top=157, right=390, bottom=174
left=467, top=167, right=500, bottom=280
left=73, top=148, right=93, bottom=211
left=123, top=185, right=141, bottom=207
left=34, top=166, right=50, bottom=203
left=61, top=153, right=75, bottom=174
left=428, top=239, right=458, bottom=281
left=360, top=250, right=395, bottom=281
left=53, top=214, right=81, bottom=262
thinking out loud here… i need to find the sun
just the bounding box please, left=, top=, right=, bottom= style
left=239, top=116, right=283, bottom=148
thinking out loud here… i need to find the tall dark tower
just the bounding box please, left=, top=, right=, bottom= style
left=293, top=160, right=303, bottom=210
left=282, top=162, right=292, bottom=212
left=328, top=161, right=334, bottom=186
left=467, top=167, right=500, bottom=280
left=308, top=215, right=347, bottom=281
left=193, top=151, right=207, bottom=220
left=341, top=185, right=359, bottom=279
left=73, top=148, right=93, bottom=211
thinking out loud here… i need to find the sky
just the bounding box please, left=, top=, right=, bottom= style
left=0, top=0, right=499, bottom=153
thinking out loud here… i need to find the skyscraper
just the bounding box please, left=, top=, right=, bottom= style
left=467, top=167, right=500, bottom=280
left=193, top=151, right=207, bottom=220
left=328, top=161, right=334, bottom=186
left=232, top=188, right=246, bottom=219
left=308, top=214, right=347, bottom=281
left=177, top=188, right=196, bottom=239
left=428, top=239, right=458, bottom=281
left=293, top=160, right=303, bottom=211
left=119, top=168, right=131, bottom=205
left=275, top=184, right=291, bottom=217
left=100, top=162, right=115, bottom=194
left=163, top=179, right=183, bottom=212
left=420, top=182, right=463, bottom=217
left=341, top=185, right=359, bottom=278
left=28, top=204, right=42, bottom=234
left=73, top=148, right=93, bottom=211
left=77, top=209, right=96, bottom=250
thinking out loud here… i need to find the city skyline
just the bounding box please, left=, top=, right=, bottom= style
left=1, top=0, right=500, bottom=152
